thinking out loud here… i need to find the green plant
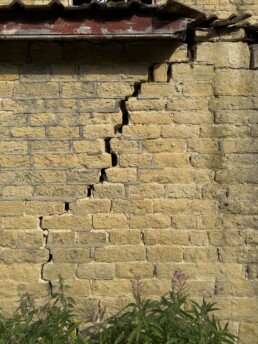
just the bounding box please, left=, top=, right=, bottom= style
left=0, top=271, right=237, bottom=344
left=0, top=276, right=87, bottom=344
left=91, top=270, right=237, bottom=344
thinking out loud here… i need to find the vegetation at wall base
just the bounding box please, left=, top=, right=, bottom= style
left=0, top=272, right=237, bottom=344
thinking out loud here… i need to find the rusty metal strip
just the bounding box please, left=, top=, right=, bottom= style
left=0, top=0, right=202, bottom=40
left=0, top=15, right=191, bottom=40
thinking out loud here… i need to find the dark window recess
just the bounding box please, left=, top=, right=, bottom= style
left=250, top=44, right=258, bottom=69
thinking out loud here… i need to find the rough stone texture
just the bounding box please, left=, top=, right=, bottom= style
left=0, top=12, right=257, bottom=343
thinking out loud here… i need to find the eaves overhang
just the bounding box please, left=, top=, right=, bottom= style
left=0, top=0, right=206, bottom=40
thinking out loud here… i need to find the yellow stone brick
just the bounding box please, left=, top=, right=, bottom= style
left=128, top=184, right=165, bottom=199
left=77, top=263, right=114, bottom=280
left=173, top=111, right=213, bottom=124
left=17, top=282, right=49, bottom=298
left=95, top=245, right=145, bottom=262
left=153, top=153, right=189, bottom=168
left=191, top=200, right=217, bottom=214
left=153, top=199, right=189, bottom=213
left=238, top=323, right=258, bottom=344
left=153, top=63, right=168, bottom=82
left=46, top=99, right=77, bottom=112
left=78, top=153, right=112, bottom=168
left=183, top=247, right=218, bottom=263
left=183, top=83, right=213, bottom=97
left=43, top=215, right=92, bottom=231
left=0, top=201, right=24, bottom=215
left=215, top=280, right=258, bottom=297
left=216, top=69, right=258, bottom=96
left=30, top=113, right=56, bottom=125
left=171, top=215, right=198, bottom=229
left=48, top=126, right=80, bottom=138
left=110, top=138, right=139, bottom=153
left=79, top=99, right=116, bottom=112
left=92, top=280, right=132, bottom=297
left=47, top=232, right=76, bottom=247
left=66, top=169, right=99, bottom=184
left=11, top=126, right=45, bottom=138
left=33, top=154, right=77, bottom=168
left=129, top=111, right=172, bottom=124
left=113, top=200, right=153, bottom=214
left=0, top=155, right=30, bottom=168
left=197, top=42, right=250, bottom=68
left=71, top=199, right=111, bottom=214
left=3, top=216, right=38, bottom=230
left=61, top=82, right=95, bottom=98
left=78, top=231, right=107, bottom=245
left=106, top=168, right=137, bottom=183
left=143, top=279, right=173, bottom=296
left=93, top=214, right=128, bottom=229
left=119, top=153, right=152, bottom=167
left=209, top=230, right=245, bottom=246
left=94, top=183, right=125, bottom=199
left=15, top=170, right=67, bottom=184
left=167, top=97, right=208, bottom=111
left=172, top=64, right=213, bottom=83
left=3, top=186, right=33, bottom=198
left=146, top=246, right=183, bottom=262
left=13, top=82, right=59, bottom=98
left=144, top=229, right=189, bottom=245
left=2, top=248, right=48, bottom=264
left=0, top=81, right=14, bottom=97
left=0, top=141, right=27, bottom=153
left=16, top=231, right=43, bottom=248
left=0, top=171, right=13, bottom=184
left=0, top=231, right=17, bottom=247
left=30, top=140, right=70, bottom=153
left=0, top=112, right=26, bottom=126
left=2, top=263, right=41, bottom=282
left=79, top=64, right=148, bottom=81
left=115, top=262, right=154, bottom=279
left=0, top=281, right=19, bottom=299
left=162, top=124, right=199, bottom=139
left=187, top=139, right=219, bottom=153
left=166, top=184, right=200, bottom=199
left=140, top=168, right=192, bottom=184
left=140, top=83, right=179, bottom=97
left=122, top=125, right=161, bottom=139
left=43, top=263, right=76, bottom=280
left=73, top=140, right=104, bottom=154
left=223, top=139, right=258, bottom=153
left=143, top=139, right=185, bottom=153
left=190, top=231, right=209, bottom=246
left=200, top=125, right=249, bottom=138
left=51, top=248, right=91, bottom=263
left=130, top=214, right=171, bottom=229
left=109, top=229, right=142, bottom=245
left=83, top=124, right=115, bottom=138
left=126, top=98, right=166, bottom=111
left=96, top=82, right=133, bottom=97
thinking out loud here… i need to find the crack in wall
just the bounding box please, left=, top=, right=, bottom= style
left=39, top=215, right=53, bottom=296
left=98, top=81, right=142, bottom=183
left=40, top=77, right=144, bottom=298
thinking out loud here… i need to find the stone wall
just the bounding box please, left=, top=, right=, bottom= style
left=0, top=25, right=257, bottom=344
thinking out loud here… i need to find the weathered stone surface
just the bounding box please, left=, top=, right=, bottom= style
left=0, top=38, right=257, bottom=332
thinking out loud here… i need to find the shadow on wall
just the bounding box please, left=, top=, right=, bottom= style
left=0, top=40, right=182, bottom=65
